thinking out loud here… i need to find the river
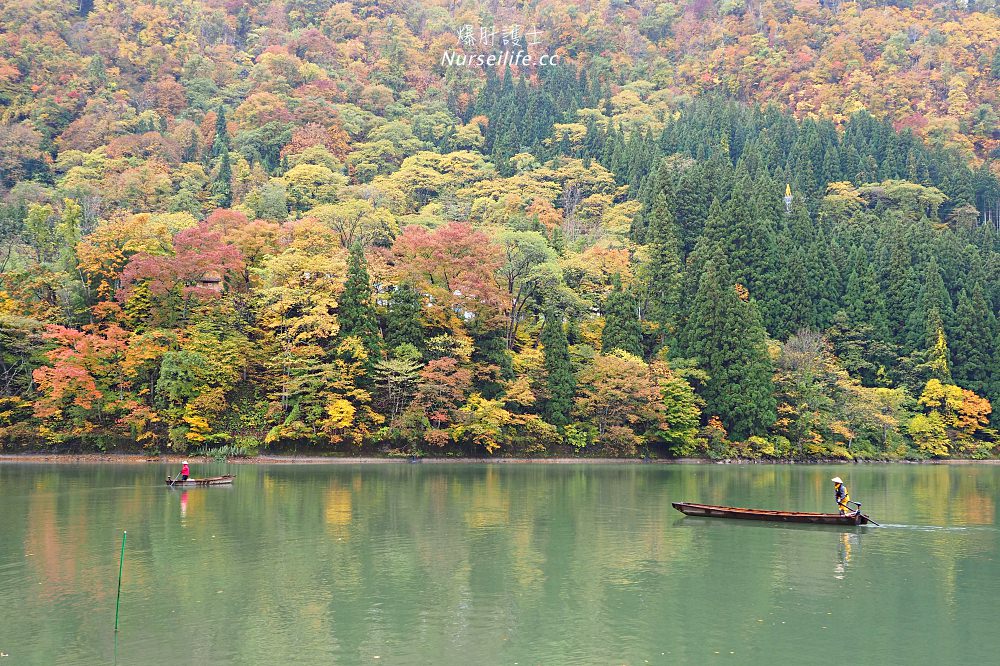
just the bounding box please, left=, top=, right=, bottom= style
left=1, top=462, right=999, bottom=664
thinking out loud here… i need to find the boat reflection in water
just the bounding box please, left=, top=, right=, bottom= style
left=836, top=531, right=860, bottom=579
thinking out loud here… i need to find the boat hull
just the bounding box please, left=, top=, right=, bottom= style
left=165, top=475, right=235, bottom=486
left=672, top=502, right=869, bottom=525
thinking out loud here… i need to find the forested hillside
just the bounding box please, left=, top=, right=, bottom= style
left=1, top=0, right=998, bottom=458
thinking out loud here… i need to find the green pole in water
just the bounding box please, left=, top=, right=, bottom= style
left=114, top=530, right=126, bottom=633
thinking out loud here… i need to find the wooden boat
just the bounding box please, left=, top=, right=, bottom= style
left=672, top=501, right=870, bottom=525
left=165, top=474, right=235, bottom=487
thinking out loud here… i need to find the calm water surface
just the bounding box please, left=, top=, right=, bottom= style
left=2, top=463, right=1000, bottom=665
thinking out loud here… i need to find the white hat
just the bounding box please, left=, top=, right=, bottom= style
left=831, top=477, right=843, bottom=483
left=183, top=460, right=188, bottom=464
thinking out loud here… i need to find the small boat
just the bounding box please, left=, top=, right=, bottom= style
left=165, top=474, right=235, bottom=487
left=672, top=501, right=870, bottom=525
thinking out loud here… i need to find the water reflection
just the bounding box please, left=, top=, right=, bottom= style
left=3, top=463, right=1000, bottom=665
left=835, top=531, right=860, bottom=579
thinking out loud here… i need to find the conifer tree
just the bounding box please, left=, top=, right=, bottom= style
left=601, top=276, right=643, bottom=357
left=879, top=229, right=919, bottom=349
left=212, top=105, right=230, bottom=157
left=339, top=243, right=382, bottom=363
left=768, top=241, right=814, bottom=340
left=182, top=128, right=199, bottom=163
left=471, top=324, right=513, bottom=399
left=672, top=164, right=711, bottom=256
left=541, top=309, right=575, bottom=427
left=806, top=229, right=843, bottom=330
left=212, top=147, right=232, bottom=207
left=820, top=143, right=842, bottom=186
left=844, top=248, right=890, bottom=342
left=910, top=257, right=953, bottom=351
left=723, top=165, right=779, bottom=315
left=384, top=283, right=425, bottom=352
left=924, top=316, right=952, bottom=385
left=685, top=251, right=776, bottom=440
left=950, top=286, right=994, bottom=398
left=675, top=198, right=725, bottom=356
left=643, top=162, right=683, bottom=343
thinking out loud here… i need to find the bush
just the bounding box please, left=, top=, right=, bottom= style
left=231, top=435, right=261, bottom=457
left=599, top=426, right=640, bottom=457
left=511, top=416, right=560, bottom=455
left=194, top=438, right=259, bottom=460
left=168, top=426, right=190, bottom=452
left=769, top=435, right=792, bottom=458
left=563, top=423, right=592, bottom=453
left=741, top=436, right=772, bottom=459
left=828, top=444, right=853, bottom=460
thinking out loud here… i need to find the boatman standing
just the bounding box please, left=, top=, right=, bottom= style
left=180, top=460, right=190, bottom=481
left=832, top=477, right=850, bottom=515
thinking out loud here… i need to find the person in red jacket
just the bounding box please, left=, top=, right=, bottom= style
left=180, top=460, right=190, bottom=481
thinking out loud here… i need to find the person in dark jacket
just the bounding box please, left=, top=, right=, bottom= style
left=832, top=477, right=850, bottom=514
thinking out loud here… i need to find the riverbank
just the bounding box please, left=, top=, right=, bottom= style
left=2, top=453, right=998, bottom=465
left=0, top=453, right=710, bottom=465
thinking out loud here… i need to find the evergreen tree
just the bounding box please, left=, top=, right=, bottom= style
left=601, top=276, right=643, bottom=357
left=723, top=165, right=779, bottom=317
left=879, top=228, right=919, bottom=349
left=339, top=243, right=382, bottom=363
left=950, top=286, right=994, bottom=398
left=675, top=198, right=726, bottom=356
left=820, top=143, right=842, bottom=186
left=182, top=128, right=199, bottom=163
left=672, top=164, right=711, bottom=256
left=924, top=316, right=952, bottom=385
left=540, top=309, right=575, bottom=428
left=828, top=311, right=893, bottom=387
left=844, top=248, right=890, bottom=342
left=212, top=147, right=233, bottom=207
left=582, top=114, right=603, bottom=158
left=768, top=241, right=814, bottom=340
left=805, top=229, right=843, bottom=329
left=470, top=323, right=513, bottom=399
left=212, top=105, right=230, bottom=157
left=643, top=162, right=683, bottom=344
left=685, top=251, right=776, bottom=440
left=910, top=257, right=953, bottom=350
left=384, top=283, right=425, bottom=352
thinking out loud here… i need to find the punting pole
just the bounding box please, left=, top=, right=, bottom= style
left=114, top=531, right=126, bottom=633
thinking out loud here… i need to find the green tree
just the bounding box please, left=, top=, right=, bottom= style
left=540, top=308, right=575, bottom=428
left=684, top=251, right=776, bottom=440
left=213, top=147, right=233, bottom=208
left=642, top=161, right=683, bottom=345
left=924, top=317, right=953, bottom=385
left=601, top=276, right=643, bottom=357
left=879, top=228, right=918, bottom=349
left=910, top=257, right=952, bottom=351
left=384, top=283, right=425, bottom=352
left=844, top=248, right=890, bottom=342
left=950, top=285, right=994, bottom=398
left=649, top=356, right=703, bottom=456
left=212, top=105, right=231, bottom=157
left=338, top=243, right=382, bottom=364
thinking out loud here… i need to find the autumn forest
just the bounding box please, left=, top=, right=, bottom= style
left=1, top=0, right=999, bottom=459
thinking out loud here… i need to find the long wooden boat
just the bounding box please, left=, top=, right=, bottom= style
left=672, top=501, right=869, bottom=525
left=165, top=474, right=235, bottom=487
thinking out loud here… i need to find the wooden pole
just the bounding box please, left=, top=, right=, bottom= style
left=114, top=531, right=126, bottom=632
